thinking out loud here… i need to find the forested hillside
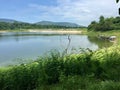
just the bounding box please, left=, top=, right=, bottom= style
left=0, top=19, right=85, bottom=30
left=0, top=22, right=71, bottom=30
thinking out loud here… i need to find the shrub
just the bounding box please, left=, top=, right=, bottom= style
left=0, top=46, right=120, bottom=89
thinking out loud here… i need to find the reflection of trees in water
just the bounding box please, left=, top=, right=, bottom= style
left=0, top=35, right=33, bottom=42
left=87, top=36, right=113, bottom=48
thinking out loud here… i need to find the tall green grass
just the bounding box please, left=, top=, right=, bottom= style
left=0, top=46, right=120, bottom=90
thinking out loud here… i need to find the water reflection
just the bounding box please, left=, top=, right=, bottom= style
left=0, top=32, right=113, bottom=66
left=87, top=36, right=113, bottom=48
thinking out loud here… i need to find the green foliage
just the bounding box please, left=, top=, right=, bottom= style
left=37, top=77, right=120, bottom=90
left=0, top=46, right=120, bottom=89
left=88, top=81, right=120, bottom=90
left=88, top=16, right=120, bottom=31
left=0, top=22, right=82, bottom=30
left=0, top=63, right=41, bottom=90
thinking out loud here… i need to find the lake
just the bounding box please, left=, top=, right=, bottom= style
left=0, top=32, right=113, bottom=66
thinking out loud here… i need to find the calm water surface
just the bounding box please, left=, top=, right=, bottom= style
left=0, top=32, right=112, bottom=66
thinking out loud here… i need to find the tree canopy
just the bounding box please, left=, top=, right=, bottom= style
left=0, top=22, right=82, bottom=30
left=88, top=16, right=120, bottom=31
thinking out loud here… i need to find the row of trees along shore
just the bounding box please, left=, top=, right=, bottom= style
left=0, top=22, right=82, bottom=30
left=88, top=16, right=120, bottom=31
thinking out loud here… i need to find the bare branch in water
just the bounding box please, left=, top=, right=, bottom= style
left=64, top=34, right=71, bottom=54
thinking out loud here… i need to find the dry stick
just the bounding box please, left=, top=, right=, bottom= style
left=65, top=34, right=71, bottom=54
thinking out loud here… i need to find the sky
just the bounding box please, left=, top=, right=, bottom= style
left=0, top=0, right=120, bottom=26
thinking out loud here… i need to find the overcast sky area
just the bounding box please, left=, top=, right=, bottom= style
left=0, top=0, right=120, bottom=26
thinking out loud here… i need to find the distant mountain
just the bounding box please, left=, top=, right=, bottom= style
left=0, top=19, right=86, bottom=27
left=36, top=21, right=84, bottom=27
left=0, top=19, right=17, bottom=23
left=0, top=18, right=27, bottom=23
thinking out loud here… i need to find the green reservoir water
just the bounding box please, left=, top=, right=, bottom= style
left=0, top=32, right=112, bottom=66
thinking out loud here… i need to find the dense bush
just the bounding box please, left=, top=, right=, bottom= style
left=0, top=46, right=120, bottom=90
left=88, top=16, right=120, bottom=31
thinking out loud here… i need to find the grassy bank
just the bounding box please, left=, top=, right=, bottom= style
left=0, top=46, right=120, bottom=90
left=87, top=30, right=120, bottom=45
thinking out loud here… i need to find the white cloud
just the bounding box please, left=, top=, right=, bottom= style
left=28, top=0, right=119, bottom=25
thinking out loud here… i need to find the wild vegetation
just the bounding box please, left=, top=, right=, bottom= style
left=0, top=0, right=119, bottom=89
left=88, top=16, right=120, bottom=31
left=0, top=46, right=120, bottom=90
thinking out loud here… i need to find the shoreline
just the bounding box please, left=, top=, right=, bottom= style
left=28, top=29, right=82, bottom=34
left=0, top=29, right=82, bottom=35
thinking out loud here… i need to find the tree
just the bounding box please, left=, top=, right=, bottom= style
left=88, top=16, right=120, bottom=31
left=99, top=16, right=105, bottom=24
left=88, top=21, right=98, bottom=30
